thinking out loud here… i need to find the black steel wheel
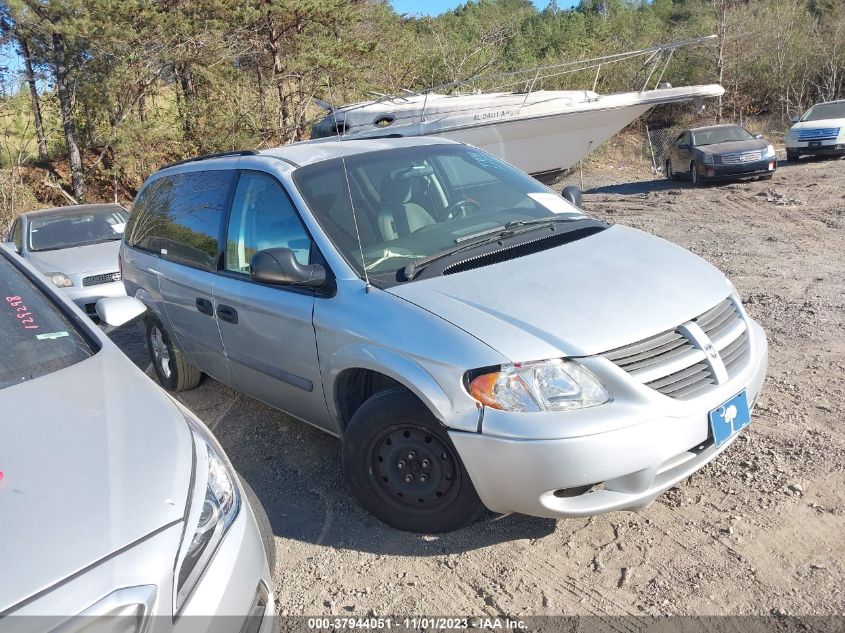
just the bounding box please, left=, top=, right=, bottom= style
left=343, top=387, right=484, bottom=533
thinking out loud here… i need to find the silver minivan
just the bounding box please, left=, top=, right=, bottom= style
left=121, top=137, right=768, bottom=533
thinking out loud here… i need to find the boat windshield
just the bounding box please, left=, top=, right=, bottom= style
left=293, top=144, right=586, bottom=280
left=692, top=126, right=754, bottom=146
left=801, top=102, right=845, bottom=122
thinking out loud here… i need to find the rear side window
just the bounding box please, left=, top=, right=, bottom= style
left=126, top=170, right=233, bottom=271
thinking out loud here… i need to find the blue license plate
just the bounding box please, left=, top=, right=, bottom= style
left=709, top=390, right=751, bottom=448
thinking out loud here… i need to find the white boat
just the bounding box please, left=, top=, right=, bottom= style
left=311, top=37, right=724, bottom=182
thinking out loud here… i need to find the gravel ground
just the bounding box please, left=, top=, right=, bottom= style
left=112, top=156, right=845, bottom=618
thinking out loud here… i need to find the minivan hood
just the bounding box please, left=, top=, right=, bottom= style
left=388, top=225, right=734, bottom=360
left=0, top=349, right=192, bottom=612
left=27, top=240, right=121, bottom=276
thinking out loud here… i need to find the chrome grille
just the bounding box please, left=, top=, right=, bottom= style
left=797, top=127, right=839, bottom=141
left=603, top=297, right=750, bottom=400
left=82, top=271, right=121, bottom=287
left=721, top=150, right=762, bottom=164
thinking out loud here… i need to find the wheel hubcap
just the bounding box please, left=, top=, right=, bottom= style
left=150, top=326, right=172, bottom=379
left=370, top=426, right=459, bottom=509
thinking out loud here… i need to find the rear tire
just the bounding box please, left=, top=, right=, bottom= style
left=240, top=476, right=277, bottom=566
left=665, top=160, right=675, bottom=180
left=145, top=316, right=202, bottom=392
left=342, top=387, right=484, bottom=533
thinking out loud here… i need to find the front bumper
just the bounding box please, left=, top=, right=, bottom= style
left=786, top=140, right=845, bottom=157
left=9, top=487, right=274, bottom=632
left=62, top=279, right=128, bottom=317
left=698, top=158, right=776, bottom=181
left=450, top=320, right=768, bottom=519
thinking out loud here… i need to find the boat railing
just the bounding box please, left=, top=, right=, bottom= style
left=321, top=35, right=717, bottom=136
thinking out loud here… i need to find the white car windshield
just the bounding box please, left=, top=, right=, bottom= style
left=293, top=144, right=584, bottom=278
left=0, top=255, right=94, bottom=389
left=801, top=102, right=845, bottom=122
left=28, top=206, right=128, bottom=252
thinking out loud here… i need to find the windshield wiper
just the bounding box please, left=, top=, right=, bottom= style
left=404, top=217, right=575, bottom=281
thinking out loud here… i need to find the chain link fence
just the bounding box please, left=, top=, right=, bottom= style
left=554, top=111, right=795, bottom=193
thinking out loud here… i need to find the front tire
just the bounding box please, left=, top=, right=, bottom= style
left=690, top=162, right=700, bottom=186
left=786, top=149, right=799, bottom=162
left=145, top=316, right=202, bottom=392
left=342, top=387, right=484, bottom=533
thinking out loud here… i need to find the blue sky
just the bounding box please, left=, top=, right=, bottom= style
left=390, top=0, right=578, bottom=16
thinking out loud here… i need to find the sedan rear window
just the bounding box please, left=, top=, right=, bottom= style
left=0, top=255, right=94, bottom=390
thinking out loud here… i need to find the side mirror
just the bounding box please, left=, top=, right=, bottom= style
left=791, top=115, right=800, bottom=124
left=96, top=296, right=147, bottom=327
left=250, top=247, right=326, bottom=288
left=754, top=133, right=763, bottom=139
left=561, top=185, right=583, bottom=207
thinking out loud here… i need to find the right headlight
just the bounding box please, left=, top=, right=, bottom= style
left=174, top=415, right=241, bottom=614
left=468, top=358, right=610, bottom=412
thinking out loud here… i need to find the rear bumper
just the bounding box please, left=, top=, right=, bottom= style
left=450, top=320, right=768, bottom=519
left=698, top=159, right=776, bottom=180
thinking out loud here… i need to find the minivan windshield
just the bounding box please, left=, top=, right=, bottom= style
left=0, top=254, right=94, bottom=389
left=801, top=102, right=845, bottom=122
left=28, top=206, right=128, bottom=252
left=692, top=126, right=754, bottom=146
left=293, top=144, right=585, bottom=279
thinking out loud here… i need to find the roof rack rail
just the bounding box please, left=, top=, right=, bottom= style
left=158, top=150, right=259, bottom=171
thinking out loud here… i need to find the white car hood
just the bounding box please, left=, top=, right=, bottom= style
left=388, top=224, right=734, bottom=360
left=0, top=350, right=192, bottom=613
left=27, top=240, right=121, bottom=276
left=790, top=118, right=845, bottom=133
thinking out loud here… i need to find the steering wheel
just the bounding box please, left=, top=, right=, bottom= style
left=445, top=198, right=481, bottom=220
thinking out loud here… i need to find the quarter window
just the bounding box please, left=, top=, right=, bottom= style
left=11, top=220, right=22, bottom=251
left=225, top=172, right=311, bottom=273
left=125, top=170, right=233, bottom=271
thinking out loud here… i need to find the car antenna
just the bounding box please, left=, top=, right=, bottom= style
left=328, top=77, right=372, bottom=293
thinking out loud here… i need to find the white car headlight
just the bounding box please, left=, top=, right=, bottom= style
left=764, top=144, right=775, bottom=158
left=174, top=415, right=241, bottom=614
left=45, top=272, right=73, bottom=287
left=469, top=359, right=610, bottom=412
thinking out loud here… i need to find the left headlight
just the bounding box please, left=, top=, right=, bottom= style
left=764, top=144, right=775, bottom=158
left=174, top=415, right=241, bottom=614
left=45, top=271, right=73, bottom=287
left=468, top=359, right=610, bottom=412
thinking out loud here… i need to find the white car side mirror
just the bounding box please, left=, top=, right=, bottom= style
left=95, top=296, right=147, bottom=327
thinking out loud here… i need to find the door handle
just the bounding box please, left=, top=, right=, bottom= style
left=216, top=304, right=238, bottom=324
left=195, top=297, right=213, bottom=316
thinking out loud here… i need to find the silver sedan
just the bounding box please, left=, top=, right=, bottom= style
left=6, top=203, right=129, bottom=319
left=0, top=243, right=275, bottom=630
